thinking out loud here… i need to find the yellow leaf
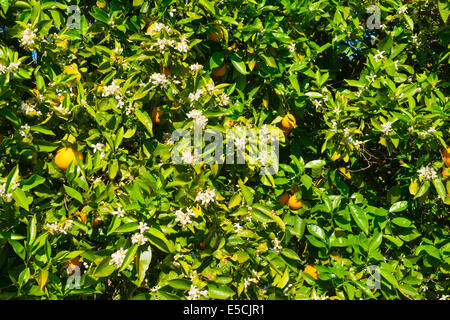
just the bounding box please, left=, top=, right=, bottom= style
left=38, top=269, right=48, bottom=291
left=343, top=153, right=350, bottom=163
left=263, top=91, right=269, bottom=109
left=331, top=151, right=341, bottom=161
left=248, top=58, right=256, bottom=71
left=379, top=136, right=387, bottom=147
left=339, top=167, right=351, bottom=179
left=193, top=205, right=202, bottom=218
left=409, top=178, right=419, bottom=195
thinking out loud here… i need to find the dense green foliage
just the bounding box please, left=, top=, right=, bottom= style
left=0, top=0, right=449, bottom=300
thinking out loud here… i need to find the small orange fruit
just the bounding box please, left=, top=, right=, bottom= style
left=212, top=64, right=227, bottom=78
left=443, top=147, right=450, bottom=166
left=151, top=107, right=164, bottom=125
left=279, top=192, right=290, bottom=205
left=288, top=194, right=302, bottom=210
left=280, top=113, right=296, bottom=134
left=54, top=147, right=83, bottom=170
left=75, top=211, right=87, bottom=223
left=443, top=167, right=450, bottom=179
left=208, top=25, right=223, bottom=42
left=304, top=265, right=318, bottom=280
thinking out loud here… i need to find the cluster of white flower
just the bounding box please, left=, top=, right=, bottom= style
left=150, top=72, right=171, bottom=88
left=218, top=92, right=230, bottom=106
left=186, top=285, right=208, bottom=300
left=187, top=109, right=208, bottom=130
left=138, top=222, right=149, bottom=233
left=176, top=37, right=189, bottom=53
left=189, top=63, right=203, bottom=71
left=417, top=166, right=438, bottom=181
left=53, top=102, right=71, bottom=116
left=181, top=149, right=201, bottom=165
left=19, top=100, right=38, bottom=116
left=271, top=237, right=283, bottom=253
left=233, top=222, right=242, bottom=233
left=102, top=81, right=122, bottom=98
left=146, top=22, right=172, bottom=34
left=175, top=207, right=195, bottom=226
left=0, top=183, right=13, bottom=201
left=397, top=5, right=408, bottom=15
left=46, top=220, right=74, bottom=235
left=131, top=232, right=148, bottom=246
left=259, top=124, right=276, bottom=144
left=18, top=124, right=33, bottom=140
left=91, top=142, right=106, bottom=160
left=20, top=26, right=37, bottom=48
left=368, top=73, right=377, bottom=82
left=109, top=248, right=128, bottom=269
left=343, top=128, right=362, bottom=147
left=195, top=188, right=217, bottom=206
left=257, top=150, right=273, bottom=168
left=172, top=253, right=183, bottom=267
left=243, top=277, right=259, bottom=289
left=152, top=38, right=176, bottom=53
left=231, top=126, right=246, bottom=150
left=380, top=121, right=392, bottom=135
left=111, top=205, right=125, bottom=217
left=288, top=42, right=296, bottom=53
left=417, top=127, right=436, bottom=139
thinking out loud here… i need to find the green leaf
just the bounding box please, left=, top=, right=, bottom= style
left=134, top=109, right=153, bottom=136
left=281, top=248, right=300, bottom=261
left=21, top=175, right=45, bottom=191
left=27, top=215, right=37, bottom=248
left=307, top=224, right=326, bottom=241
left=167, top=279, right=191, bottom=290
left=230, top=53, right=247, bottom=75
left=238, top=180, right=253, bottom=205
left=209, top=52, right=224, bottom=69
left=414, top=181, right=430, bottom=199
left=438, top=0, right=449, bottom=23
left=349, top=203, right=369, bottom=235
left=112, top=222, right=139, bottom=234
left=137, top=245, right=151, bottom=286
left=12, top=188, right=30, bottom=211
left=8, top=240, right=26, bottom=260
left=119, top=244, right=138, bottom=272
left=63, top=185, right=84, bottom=204
left=199, top=0, right=215, bottom=15
left=207, top=284, right=235, bottom=299
left=93, top=258, right=116, bottom=278
left=389, top=201, right=408, bottom=213
left=305, top=160, right=326, bottom=169
left=0, top=0, right=10, bottom=14
left=30, top=125, right=55, bottom=136
left=432, top=178, right=446, bottom=201
left=391, top=216, right=413, bottom=228
left=146, top=228, right=174, bottom=253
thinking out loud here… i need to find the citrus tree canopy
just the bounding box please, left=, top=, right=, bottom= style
left=0, top=0, right=449, bottom=300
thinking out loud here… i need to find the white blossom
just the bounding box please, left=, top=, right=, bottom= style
left=20, top=26, right=37, bottom=48
left=109, top=248, right=128, bottom=268
left=380, top=121, right=392, bottom=135
left=131, top=233, right=149, bottom=246
left=195, top=188, right=217, bottom=205
left=186, top=285, right=208, bottom=300
left=417, top=166, right=438, bottom=181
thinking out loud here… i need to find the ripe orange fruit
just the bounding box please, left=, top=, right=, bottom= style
left=151, top=107, right=164, bottom=125
left=288, top=194, right=302, bottom=210
left=280, top=113, right=296, bottom=135
left=54, top=147, right=83, bottom=170
left=208, top=25, right=223, bottom=42
left=443, top=147, right=450, bottom=166
left=443, top=167, right=450, bottom=179
left=279, top=192, right=290, bottom=205
left=146, top=23, right=155, bottom=34
left=212, top=64, right=227, bottom=78
left=75, top=211, right=87, bottom=223
left=304, top=265, right=318, bottom=280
